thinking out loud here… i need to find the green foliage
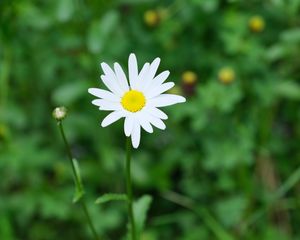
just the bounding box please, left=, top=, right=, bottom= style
left=133, top=195, right=152, bottom=239
left=72, top=158, right=85, bottom=203
left=95, top=193, right=127, bottom=204
left=1, top=0, right=300, bottom=239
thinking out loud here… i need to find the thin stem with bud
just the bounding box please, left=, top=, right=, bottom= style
left=54, top=108, right=100, bottom=240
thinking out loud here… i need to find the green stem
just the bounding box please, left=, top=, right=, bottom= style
left=126, top=137, right=136, bottom=240
left=81, top=201, right=100, bottom=240
left=58, top=121, right=77, bottom=178
left=57, top=121, right=100, bottom=240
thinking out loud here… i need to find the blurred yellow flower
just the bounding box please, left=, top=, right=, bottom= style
left=249, top=15, right=265, bottom=33
left=0, top=124, right=8, bottom=140
left=144, top=10, right=160, bottom=27
left=218, top=67, right=235, bottom=84
left=182, top=71, right=197, bottom=85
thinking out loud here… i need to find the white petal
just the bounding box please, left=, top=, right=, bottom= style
left=88, top=88, right=120, bottom=102
left=134, top=63, right=150, bottom=90
left=145, top=82, right=175, bottom=99
left=147, top=114, right=166, bottom=130
left=138, top=63, right=150, bottom=80
left=144, top=106, right=168, bottom=120
left=128, top=53, right=138, bottom=89
left=101, top=62, right=115, bottom=76
left=114, top=63, right=129, bottom=92
left=124, top=115, right=134, bottom=137
left=100, top=62, right=125, bottom=95
left=146, top=70, right=170, bottom=91
left=148, top=94, right=186, bottom=107
left=137, top=111, right=153, bottom=133
left=131, top=121, right=141, bottom=148
left=92, top=99, right=122, bottom=111
left=101, top=111, right=125, bottom=127
left=140, top=57, right=161, bottom=91
left=101, top=74, right=124, bottom=97
left=148, top=58, right=161, bottom=78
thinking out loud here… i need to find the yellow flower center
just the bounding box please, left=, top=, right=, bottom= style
left=121, top=90, right=146, bottom=112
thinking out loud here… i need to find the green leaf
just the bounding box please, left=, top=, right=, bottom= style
left=56, top=0, right=74, bottom=22
left=265, top=45, right=286, bottom=61
left=72, top=185, right=84, bottom=203
left=196, top=207, right=235, bottom=240
left=95, top=193, right=127, bottom=204
left=281, top=28, right=300, bottom=44
left=215, top=195, right=247, bottom=227
left=0, top=215, right=14, bottom=240
left=72, top=158, right=85, bottom=203
left=133, top=195, right=152, bottom=238
left=117, top=0, right=155, bottom=3
left=52, top=81, right=89, bottom=105
left=191, top=0, right=219, bottom=12
left=199, top=81, right=242, bottom=112
left=73, top=158, right=83, bottom=187
left=275, top=81, right=300, bottom=100
left=87, top=11, right=119, bottom=53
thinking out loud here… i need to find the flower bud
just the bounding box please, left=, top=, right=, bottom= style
left=249, top=15, right=265, bottom=33
left=52, top=107, right=67, bottom=121
left=218, top=67, right=235, bottom=84
left=182, top=71, right=197, bottom=85
left=181, top=71, right=198, bottom=96
left=144, top=10, right=160, bottom=27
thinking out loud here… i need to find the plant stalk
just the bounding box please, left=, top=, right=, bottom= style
left=126, top=137, right=136, bottom=240
left=57, top=120, right=100, bottom=240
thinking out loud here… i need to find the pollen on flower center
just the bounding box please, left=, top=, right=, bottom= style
left=121, top=90, right=146, bottom=112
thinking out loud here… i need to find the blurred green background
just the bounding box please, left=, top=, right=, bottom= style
left=1, top=0, right=300, bottom=239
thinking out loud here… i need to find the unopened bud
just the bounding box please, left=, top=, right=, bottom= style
left=218, top=67, right=235, bottom=84
left=182, top=71, right=198, bottom=85
left=52, top=107, right=67, bottom=121
left=144, top=10, right=160, bottom=27
left=249, top=15, right=265, bottom=33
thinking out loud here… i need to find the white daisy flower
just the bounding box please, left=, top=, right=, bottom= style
left=88, top=53, right=186, bottom=148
